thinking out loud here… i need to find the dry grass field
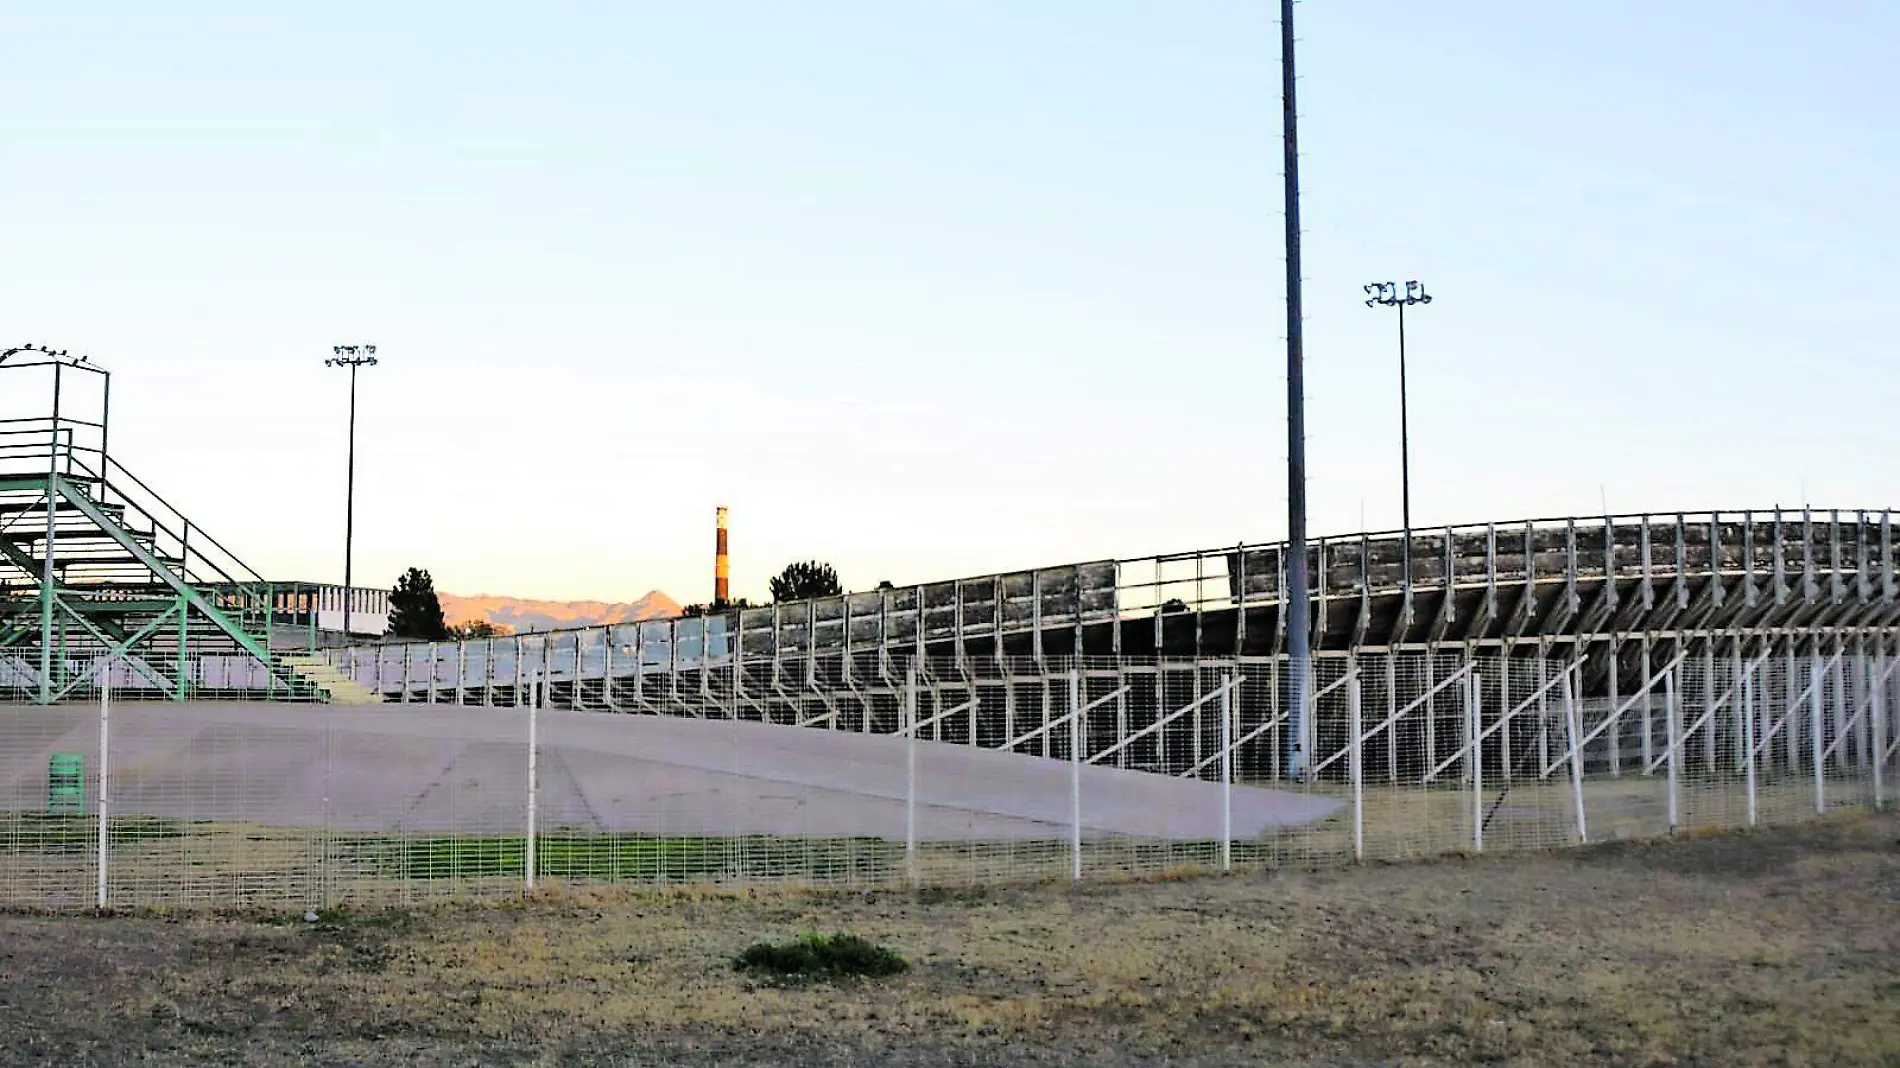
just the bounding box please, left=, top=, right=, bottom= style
left=2, top=811, right=1897, bottom=1067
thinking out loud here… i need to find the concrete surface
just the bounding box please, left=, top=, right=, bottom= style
left=0, top=702, right=1343, bottom=841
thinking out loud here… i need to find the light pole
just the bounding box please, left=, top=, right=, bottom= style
left=1364, top=281, right=1431, bottom=577
left=326, top=344, right=377, bottom=637
left=1281, top=0, right=1311, bottom=779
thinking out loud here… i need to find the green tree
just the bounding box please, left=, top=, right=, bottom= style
left=681, top=597, right=751, bottom=618
left=449, top=619, right=510, bottom=639
left=769, top=561, right=842, bottom=603
left=388, top=567, right=450, bottom=641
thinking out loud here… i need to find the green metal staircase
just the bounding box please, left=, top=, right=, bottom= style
left=0, top=469, right=330, bottom=702
left=0, top=351, right=337, bottom=702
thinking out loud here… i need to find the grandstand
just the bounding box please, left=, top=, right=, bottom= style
left=342, top=510, right=1898, bottom=689
left=4, top=347, right=1896, bottom=783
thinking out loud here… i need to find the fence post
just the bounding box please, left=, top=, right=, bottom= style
left=1811, top=652, right=1826, bottom=815
left=1873, top=651, right=1887, bottom=811
left=1068, top=668, right=1082, bottom=883
left=322, top=675, right=335, bottom=909
left=96, top=659, right=110, bottom=910
left=1665, top=667, right=1680, bottom=832
left=526, top=676, right=539, bottom=893
left=905, top=662, right=918, bottom=888
left=1468, top=671, right=1483, bottom=853
left=1348, top=658, right=1363, bottom=863
left=1219, top=672, right=1233, bottom=873
left=1561, top=668, right=1587, bottom=844
left=1742, top=660, right=1758, bottom=826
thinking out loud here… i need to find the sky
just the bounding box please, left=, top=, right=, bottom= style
left=2, top=2, right=1895, bottom=605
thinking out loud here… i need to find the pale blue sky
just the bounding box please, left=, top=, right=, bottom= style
left=2, top=2, right=1895, bottom=604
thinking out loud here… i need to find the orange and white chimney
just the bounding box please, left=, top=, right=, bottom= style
left=714, top=506, right=730, bottom=604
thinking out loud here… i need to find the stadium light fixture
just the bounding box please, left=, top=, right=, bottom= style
left=327, top=344, right=379, bottom=637
left=1364, top=280, right=1432, bottom=579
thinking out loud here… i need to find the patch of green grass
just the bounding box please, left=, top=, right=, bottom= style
left=734, top=931, right=909, bottom=982
left=346, top=833, right=896, bottom=883
left=0, top=812, right=191, bottom=853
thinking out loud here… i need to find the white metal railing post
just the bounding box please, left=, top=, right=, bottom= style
left=1069, top=669, right=1082, bottom=883
left=602, top=634, right=616, bottom=711
left=1665, top=667, right=1680, bottom=832
left=1562, top=668, right=1587, bottom=844
left=96, top=658, right=111, bottom=910
left=905, top=663, right=919, bottom=888
left=1742, top=661, right=1758, bottom=826
left=483, top=637, right=495, bottom=706
left=526, top=675, right=539, bottom=893
left=1468, top=671, right=1483, bottom=853
left=1811, top=652, right=1826, bottom=815
left=1219, top=672, right=1233, bottom=873
left=1348, top=658, right=1364, bottom=862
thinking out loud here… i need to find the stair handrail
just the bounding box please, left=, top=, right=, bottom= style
left=100, top=455, right=265, bottom=585
left=54, top=452, right=288, bottom=642
left=59, top=450, right=268, bottom=589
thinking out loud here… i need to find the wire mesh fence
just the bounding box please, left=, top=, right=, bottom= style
left=1, top=641, right=1895, bottom=911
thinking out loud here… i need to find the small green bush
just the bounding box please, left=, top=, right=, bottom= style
left=734, top=931, right=908, bottom=981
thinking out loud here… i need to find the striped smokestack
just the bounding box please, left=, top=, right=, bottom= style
left=714, top=506, right=730, bottom=605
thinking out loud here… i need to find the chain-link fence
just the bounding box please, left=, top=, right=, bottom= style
left=2, top=643, right=1895, bottom=911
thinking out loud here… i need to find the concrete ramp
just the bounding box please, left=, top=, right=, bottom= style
left=0, top=702, right=1343, bottom=841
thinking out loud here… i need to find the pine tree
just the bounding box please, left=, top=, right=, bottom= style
left=768, top=561, right=843, bottom=603
left=388, top=567, right=450, bottom=640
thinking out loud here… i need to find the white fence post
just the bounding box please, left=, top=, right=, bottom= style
left=1742, top=662, right=1758, bottom=827
left=1665, top=667, right=1680, bottom=832
left=1873, top=651, right=1887, bottom=811
left=1348, top=658, right=1364, bottom=863
left=96, top=659, right=111, bottom=910
left=1219, top=672, right=1233, bottom=873
left=1069, top=669, right=1082, bottom=883
left=526, top=676, right=539, bottom=893
left=1562, top=668, right=1587, bottom=844
left=905, top=663, right=919, bottom=888
left=1469, top=671, right=1483, bottom=853
left=1811, top=653, right=1826, bottom=815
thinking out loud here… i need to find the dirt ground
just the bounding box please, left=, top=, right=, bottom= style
left=1, top=813, right=1896, bottom=1068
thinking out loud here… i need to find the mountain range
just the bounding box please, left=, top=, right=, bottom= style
left=437, top=590, right=682, bottom=633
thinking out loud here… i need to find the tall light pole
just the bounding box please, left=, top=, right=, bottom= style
left=1281, top=0, right=1311, bottom=779
left=1364, top=280, right=1431, bottom=579
left=326, top=344, right=377, bottom=637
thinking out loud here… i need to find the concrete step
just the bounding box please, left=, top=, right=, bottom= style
left=280, top=654, right=383, bottom=705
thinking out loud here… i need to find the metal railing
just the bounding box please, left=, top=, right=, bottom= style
left=335, top=508, right=1898, bottom=699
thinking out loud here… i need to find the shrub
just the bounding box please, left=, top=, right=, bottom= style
left=734, top=931, right=908, bottom=981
